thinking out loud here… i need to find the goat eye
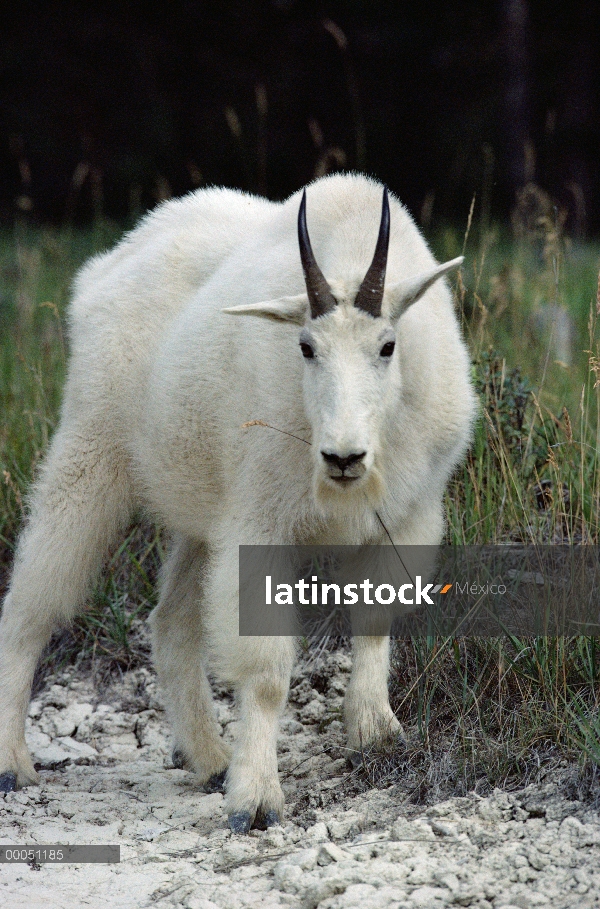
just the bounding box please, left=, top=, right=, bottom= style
left=380, top=341, right=395, bottom=358
left=300, top=342, right=315, bottom=359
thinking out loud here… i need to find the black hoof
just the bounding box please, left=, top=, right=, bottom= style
left=347, top=750, right=364, bottom=770
left=203, top=769, right=227, bottom=794
left=394, top=728, right=408, bottom=748
left=228, top=811, right=252, bottom=835
left=253, top=808, right=280, bottom=830
left=0, top=772, right=18, bottom=793
left=171, top=748, right=187, bottom=770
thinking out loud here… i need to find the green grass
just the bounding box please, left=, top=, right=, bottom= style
left=0, top=220, right=161, bottom=674
left=436, top=219, right=600, bottom=546
left=377, top=213, right=600, bottom=797
left=0, top=221, right=121, bottom=554
left=2, top=210, right=600, bottom=795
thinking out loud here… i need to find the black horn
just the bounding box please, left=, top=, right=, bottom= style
left=298, top=189, right=337, bottom=319
left=354, top=186, right=390, bottom=318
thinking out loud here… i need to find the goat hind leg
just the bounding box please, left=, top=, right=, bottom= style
left=0, top=429, right=133, bottom=790
left=149, top=538, right=230, bottom=790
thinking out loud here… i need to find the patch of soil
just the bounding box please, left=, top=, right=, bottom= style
left=2, top=622, right=600, bottom=908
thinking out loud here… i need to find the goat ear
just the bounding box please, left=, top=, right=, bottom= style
left=222, top=294, right=307, bottom=324
left=387, top=256, right=463, bottom=321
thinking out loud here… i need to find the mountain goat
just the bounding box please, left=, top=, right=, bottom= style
left=0, top=173, right=475, bottom=833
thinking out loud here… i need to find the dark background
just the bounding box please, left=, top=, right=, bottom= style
left=1, top=0, right=599, bottom=232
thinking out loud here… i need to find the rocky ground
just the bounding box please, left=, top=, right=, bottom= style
left=1, top=643, right=600, bottom=908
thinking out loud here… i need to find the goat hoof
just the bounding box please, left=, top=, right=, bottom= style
left=0, top=772, right=18, bottom=793
left=253, top=808, right=280, bottom=830
left=171, top=748, right=187, bottom=769
left=228, top=811, right=252, bottom=835
left=346, top=751, right=363, bottom=770
left=203, top=769, right=227, bottom=794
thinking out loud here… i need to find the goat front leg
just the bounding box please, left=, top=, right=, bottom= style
left=344, top=634, right=404, bottom=763
left=344, top=506, right=444, bottom=762
left=226, top=640, right=295, bottom=833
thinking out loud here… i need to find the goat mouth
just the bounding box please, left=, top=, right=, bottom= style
left=329, top=474, right=360, bottom=484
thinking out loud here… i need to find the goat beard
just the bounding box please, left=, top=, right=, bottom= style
left=312, top=462, right=385, bottom=521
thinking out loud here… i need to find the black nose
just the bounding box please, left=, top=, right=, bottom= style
left=321, top=451, right=366, bottom=473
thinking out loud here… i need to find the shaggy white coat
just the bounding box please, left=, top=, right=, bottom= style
left=0, top=173, right=476, bottom=828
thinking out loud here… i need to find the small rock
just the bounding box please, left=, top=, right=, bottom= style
left=28, top=699, right=43, bottom=719
left=262, top=826, right=285, bottom=849
left=305, top=821, right=330, bottom=843
left=54, top=702, right=94, bottom=737
left=407, top=861, right=435, bottom=886
left=327, top=676, right=347, bottom=697
left=526, top=847, right=549, bottom=871
left=433, top=872, right=459, bottom=893
left=327, top=813, right=361, bottom=841
left=559, top=816, right=583, bottom=837
left=430, top=820, right=457, bottom=838
left=317, top=842, right=348, bottom=865
left=289, top=847, right=319, bottom=871
left=282, top=824, right=303, bottom=844
left=299, top=698, right=326, bottom=724
left=516, top=865, right=537, bottom=883
left=289, top=679, right=317, bottom=706
left=427, top=803, right=452, bottom=818
left=27, top=729, right=97, bottom=766
left=574, top=868, right=591, bottom=886
left=302, top=876, right=350, bottom=909
left=477, top=801, right=504, bottom=822
left=325, top=652, right=352, bottom=673
left=326, top=720, right=344, bottom=736
left=57, top=736, right=98, bottom=758
left=579, top=824, right=600, bottom=846
left=44, top=684, right=69, bottom=708
left=273, top=861, right=303, bottom=893
left=391, top=818, right=435, bottom=842
left=281, top=718, right=304, bottom=734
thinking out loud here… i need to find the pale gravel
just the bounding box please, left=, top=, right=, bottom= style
left=1, top=646, right=600, bottom=909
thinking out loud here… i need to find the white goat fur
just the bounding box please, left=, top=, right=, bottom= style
left=0, top=173, right=476, bottom=828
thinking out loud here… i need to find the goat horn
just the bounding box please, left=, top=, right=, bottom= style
left=354, top=186, right=390, bottom=318
left=298, top=189, right=337, bottom=319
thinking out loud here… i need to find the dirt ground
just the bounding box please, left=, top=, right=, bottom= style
left=2, top=640, right=600, bottom=909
